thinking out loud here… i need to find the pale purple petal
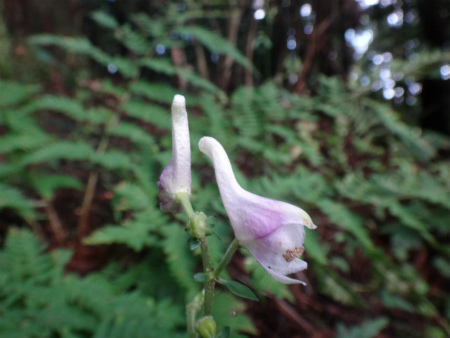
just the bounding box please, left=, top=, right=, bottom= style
left=199, top=136, right=316, bottom=284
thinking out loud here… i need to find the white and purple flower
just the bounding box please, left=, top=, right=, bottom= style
left=157, top=95, right=191, bottom=213
left=198, top=136, right=316, bottom=284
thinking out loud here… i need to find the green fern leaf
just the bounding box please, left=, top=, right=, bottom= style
left=162, top=224, right=198, bottom=297
left=213, top=291, right=256, bottom=338
left=29, top=34, right=95, bottom=54
left=84, top=221, right=158, bottom=251
left=139, top=58, right=176, bottom=75
left=94, top=149, right=138, bottom=171
left=21, top=140, right=96, bottom=165
left=85, top=107, right=115, bottom=125
left=35, top=95, right=88, bottom=121
left=176, top=25, right=253, bottom=71
left=131, top=13, right=166, bottom=38
left=367, top=98, right=435, bottom=161
left=108, top=122, right=155, bottom=147
left=178, top=68, right=221, bottom=93
left=318, top=199, right=375, bottom=252
left=130, top=80, right=191, bottom=104
left=30, top=174, right=83, bottom=200
left=0, top=130, right=52, bottom=154
left=116, top=25, right=150, bottom=54
left=0, top=183, right=35, bottom=219
left=0, top=80, right=38, bottom=107
left=336, top=317, right=389, bottom=338
left=90, top=10, right=119, bottom=30
left=124, top=99, right=171, bottom=130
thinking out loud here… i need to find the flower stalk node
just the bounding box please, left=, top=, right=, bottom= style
left=186, top=212, right=208, bottom=239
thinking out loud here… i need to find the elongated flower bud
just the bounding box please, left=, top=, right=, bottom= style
left=199, top=136, right=316, bottom=284
left=157, top=95, right=191, bottom=213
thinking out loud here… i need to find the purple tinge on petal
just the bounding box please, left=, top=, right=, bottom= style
left=157, top=178, right=183, bottom=214
left=226, top=191, right=309, bottom=242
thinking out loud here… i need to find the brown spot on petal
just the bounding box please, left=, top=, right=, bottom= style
left=304, top=219, right=316, bottom=229
left=283, top=247, right=304, bottom=262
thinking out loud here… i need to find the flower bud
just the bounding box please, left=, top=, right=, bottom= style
left=197, top=316, right=218, bottom=338
left=157, top=95, right=191, bottom=213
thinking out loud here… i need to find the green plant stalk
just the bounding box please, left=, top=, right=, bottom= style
left=176, top=196, right=240, bottom=317
left=176, top=193, right=215, bottom=315
left=186, top=292, right=204, bottom=338
left=200, top=237, right=215, bottom=316
left=213, top=239, right=240, bottom=278
left=176, top=193, right=195, bottom=219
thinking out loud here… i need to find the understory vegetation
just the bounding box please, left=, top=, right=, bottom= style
left=1, top=2, right=450, bottom=337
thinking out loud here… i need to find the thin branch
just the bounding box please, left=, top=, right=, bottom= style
left=245, top=17, right=257, bottom=87
left=217, top=5, right=244, bottom=90
left=295, top=10, right=339, bottom=93
left=44, top=202, right=66, bottom=245
left=193, top=37, right=210, bottom=81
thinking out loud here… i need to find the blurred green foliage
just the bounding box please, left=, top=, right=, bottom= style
left=1, top=3, right=450, bottom=337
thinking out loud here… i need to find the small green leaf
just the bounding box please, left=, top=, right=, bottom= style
left=90, top=11, right=118, bottom=30
left=218, top=279, right=258, bottom=301
left=217, top=326, right=230, bottom=338
left=194, top=273, right=206, bottom=282
left=189, top=238, right=201, bottom=251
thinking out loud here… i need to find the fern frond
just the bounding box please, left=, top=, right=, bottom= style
left=131, top=13, right=167, bottom=39
left=0, top=130, right=52, bottom=154
left=0, top=80, right=39, bottom=107
left=139, top=57, right=176, bottom=75
left=34, top=95, right=88, bottom=121
left=116, top=25, right=151, bottom=54
left=85, top=107, right=116, bottom=125
left=30, top=174, right=83, bottom=200
left=178, top=68, right=221, bottom=93
left=124, top=99, right=171, bottom=130
left=84, top=221, right=158, bottom=251
left=90, top=10, right=119, bottom=30
left=366, top=98, right=435, bottom=161
left=318, top=199, right=375, bottom=252
left=0, top=184, right=36, bottom=219
left=130, top=80, right=190, bottom=104
left=29, top=35, right=137, bottom=78
left=176, top=25, right=253, bottom=71
left=94, top=149, right=139, bottom=171
left=108, top=121, right=155, bottom=147
left=20, top=140, right=96, bottom=165
left=162, top=224, right=198, bottom=298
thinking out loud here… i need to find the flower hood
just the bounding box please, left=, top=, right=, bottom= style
left=198, top=136, right=316, bottom=284
left=157, top=95, right=191, bottom=213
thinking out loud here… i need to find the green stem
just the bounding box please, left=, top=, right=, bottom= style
left=213, top=239, right=240, bottom=278
left=200, top=237, right=215, bottom=316
left=176, top=192, right=194, bottom=218
left=186, top=292, right=204, bottom=338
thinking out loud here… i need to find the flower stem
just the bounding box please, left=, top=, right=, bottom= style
left=186, top=292, right=204, bottom=338
left=176, top=192, right=195, bottom=219
left=200, top=237, right=215, bottom=316
left=213, top=239, right=240, bottom=278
